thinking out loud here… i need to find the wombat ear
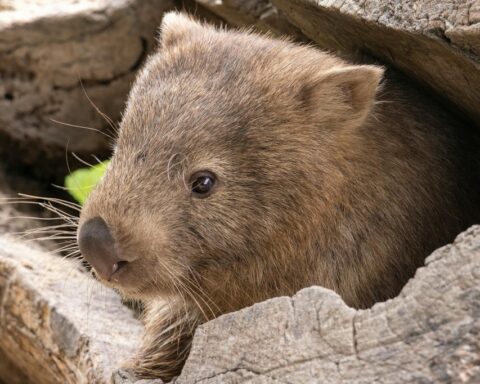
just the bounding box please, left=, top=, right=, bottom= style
left=158, top=12, right=204, bottom=49
left=305, top=65, right=384, bottom=128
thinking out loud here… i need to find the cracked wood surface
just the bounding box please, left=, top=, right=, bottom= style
left=0, top=162, right=143, bottom=384
left=271, top=0, right=480, bottom=124
left=0, top=0, right=173, bottom=175
left=168, top=225, right=480, bottom=383
left=3, top=210, right=479, bottom=384
left=0, top=236, right=144, bottom=383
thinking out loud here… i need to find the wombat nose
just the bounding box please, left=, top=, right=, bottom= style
left=78, top=217, right=126, bottom=281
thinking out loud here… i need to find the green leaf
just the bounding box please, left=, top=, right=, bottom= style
left=65, top=160, right=110, bottom=205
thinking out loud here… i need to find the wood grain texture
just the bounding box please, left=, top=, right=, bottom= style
left=0, top=236, right=143, bottom=383
left=0, top=0, right=174, bottom=175
left=271, top=0, right=480, bottom=124
left=172, top=225, right=480, bottom=383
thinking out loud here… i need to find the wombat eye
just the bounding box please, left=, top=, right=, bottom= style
left=190, top=171, right=216, bottom=198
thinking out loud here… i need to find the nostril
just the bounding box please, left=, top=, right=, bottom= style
left=79, top=216, right=121, bottom=280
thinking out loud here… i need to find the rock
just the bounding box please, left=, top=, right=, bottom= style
left=271, top=0, right=480, bottom=123
left=0, top=0, right=174, bottom=176
left=170, top=225, right=480, bottom=383
left=0, top=236, right=144, bottom=383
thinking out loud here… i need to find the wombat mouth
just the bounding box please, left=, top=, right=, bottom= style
left=110, top=260, right=129, bottom=281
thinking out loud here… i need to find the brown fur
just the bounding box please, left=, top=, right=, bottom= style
left=78, top=12, right=480, bottom=380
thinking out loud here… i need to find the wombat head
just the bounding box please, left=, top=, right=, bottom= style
left=78, top=12, right=383, bottom=310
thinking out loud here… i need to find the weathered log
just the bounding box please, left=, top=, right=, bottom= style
left=271, top=0, right=480, bottom=124
left=0, top=0, right=174, bottom=175
left=173, top=225, right=480, bottom=383
left=195, top=0, right=305, bottom=38
left=2, top=225, right=478, bottom=383
left=0, top=236, right=143, bottom=383
left=1, top=2, right=479, bottom=383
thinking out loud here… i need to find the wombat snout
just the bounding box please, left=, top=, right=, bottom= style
left=78, top=217, right=129, bottom=281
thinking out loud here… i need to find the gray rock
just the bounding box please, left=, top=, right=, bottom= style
left=0, top=236, right=144, bottom=383
left=271, top=0, right=480, bottom=123
left=0, top=0, right=174, bottom=174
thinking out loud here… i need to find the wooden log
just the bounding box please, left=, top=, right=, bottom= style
left=0, top=0, right=174, bottom=176
left=0, top=236, right=143, bottom=383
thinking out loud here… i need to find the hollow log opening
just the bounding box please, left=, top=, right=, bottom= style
left=0, top=1, right=479, bottom=383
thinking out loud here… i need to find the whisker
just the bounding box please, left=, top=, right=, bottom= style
left=64, top=139, right=81, bottom=207
left=61, top=249, right=81, bottom=259
left=51, top=184, right=72, bottom=192
left=17, top=226, right=77, bottom=234
left=173, top=276, right=210, bottom=322
left=13, top=234, right=77, bottom=243
left=7, top=224, right=75, bottom=233
left=181, top=277, right=218, bottom=320
left=9, top=227, right=75, bottom=238
left=79, top=80, right=118, bottom=135
left=8, top=215, right=76, bottom=223
left=91, top=154, right=104, bottom=165
left=50, top=118, right=115, bottom=140
left=50, top=244, right=80, bottom=255
left=71, top=152, right=96, bottom=168
left=16, top=194, right=81, bottom=211
left=23, top=235, right=77, bottom=241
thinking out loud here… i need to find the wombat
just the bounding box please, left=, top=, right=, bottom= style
left=77, top=12, right=480, bottom=380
